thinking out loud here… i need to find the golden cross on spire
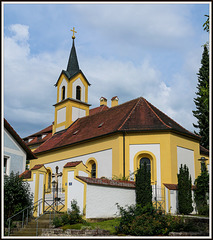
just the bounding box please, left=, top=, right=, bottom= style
left=70, top=27, right=77, bottom=39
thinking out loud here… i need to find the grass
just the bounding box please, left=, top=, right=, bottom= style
left=60, top=218, right=120, bottom=235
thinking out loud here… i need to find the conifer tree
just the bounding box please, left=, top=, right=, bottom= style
left=192, top=44, right=209, bottom=149
left=194, top=164, right=209, bottom=215
left=177, top=164, right=193, bottom=214
left=135, top=162, right=152, bottom=207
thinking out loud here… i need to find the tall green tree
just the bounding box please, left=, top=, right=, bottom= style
left=194, top=164, right=209, bottom=216
left=135, top=162, right=152, bottom=207
left=177, top=164, right=193, bottom=215
left=192, top=45, right=209, bottom=149
left=4, top=172, right=33, bottom=224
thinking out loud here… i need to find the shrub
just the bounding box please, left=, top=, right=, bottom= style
left=53, top=216, right=62, bottom=227
left=68, top=199, right=84, bottom=225
left=116, top=203, right=196, bottom=236
left=4, top=172, right=33, bottom=226
left=177, top=164, right=193, bottom=214
left=194, top=164, right=209, bottom=216
left=53, top=199, right=84, bottom=227
left=135, top=162, right=152, bottom=207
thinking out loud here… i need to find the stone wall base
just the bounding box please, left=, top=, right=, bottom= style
left=41, top=228, right=110, bottom=236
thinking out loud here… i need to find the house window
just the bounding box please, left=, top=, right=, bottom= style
left=62, top=86, right=66, bottom=100
left=4, top=157, right=8, bottom=175
left=140, top=157, right=151, bottom=172
left=76, top=86, right=81, bottom=100
left=48, top=171, right=51, bottom=189
left=91, top=163, right=96, bottom=178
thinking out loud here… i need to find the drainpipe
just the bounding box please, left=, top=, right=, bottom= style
left=123, top=132, right=125, bottom=178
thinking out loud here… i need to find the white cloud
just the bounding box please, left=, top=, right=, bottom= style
left=8, top=24, right=29, bottom=42
left=4, top=21, right=201, bottom=137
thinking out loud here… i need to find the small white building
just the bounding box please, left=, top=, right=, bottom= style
left=3, top=118, right=37, bottom=176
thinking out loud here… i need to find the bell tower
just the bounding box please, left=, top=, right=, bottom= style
left=52, top=28, right=91, bottom=134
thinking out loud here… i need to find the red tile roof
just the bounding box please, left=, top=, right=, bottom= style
left=34, top=97, right=200, bottom=154
left=19, top=170, right=31, bottom=179
left=64, top=161, right=82, bottom=168
left=89, top=105, right=109, bottom=116
left=31, top=164, right=44, bottom=170
left=4, top=118, right=37, bottom=160
left=23, top=125, right=53, bottom=146
left=77, top=176, right=135, bottom=188
left=111, top=96, right=118, bottom=100
left=163, top=183, right=196, bottom=190
left=200, top=145, right=209, bottom=156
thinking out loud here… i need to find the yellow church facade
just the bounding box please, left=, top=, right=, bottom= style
left=21, top=31, right=209, bottom=218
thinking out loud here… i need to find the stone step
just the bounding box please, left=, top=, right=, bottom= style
left=10, top=212, right=64, bottom=236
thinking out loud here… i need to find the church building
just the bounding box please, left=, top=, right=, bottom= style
left=21, top=29, right=209, bottom=218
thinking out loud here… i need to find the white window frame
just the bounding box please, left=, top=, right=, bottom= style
left=4, top=155, right=11, bottom=175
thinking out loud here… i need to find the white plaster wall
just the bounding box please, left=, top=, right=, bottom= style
left=38, top=174, right=44, bottom=216
left=72, top=107, right=86, bottom=122
left=59, top=78, right=67, bottom=101
left=44, top=148, right=113, bottom=188
left=67, top=171, right=84, bottom=213
left=79, top=171, right=89, bottom=177
left=56, top=126, right=65, bottom=132
left=129, top=144, right=161, bottom=186
left=165, top=187, right=169, bottom=213
left=170, top=190, right=178, bottom=214
left=57, top=107, right=66, bottom=124
left=72, top=78, right=85, bottom=101
left=28, top=173, right=36, bottom=202
left=4, top=129, right=27, bottom=175
left=177, top=146, right=195, bottom=183
left=86, top=184, right=135, bottom=218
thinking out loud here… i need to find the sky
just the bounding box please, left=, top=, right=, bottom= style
left=2, top=1, right=210, bottom=138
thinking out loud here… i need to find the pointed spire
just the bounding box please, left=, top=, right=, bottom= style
left=66, top=34, right=80, bottom=77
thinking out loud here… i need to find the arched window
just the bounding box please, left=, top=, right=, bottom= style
left=47, top=170, right=51, bottom=190
left=91, top=163, right=96, bottom=178
left=61, top=86, right=66, bottom=100
left=140, top=157, right=151, bottom=172
left=76, top=86, right=81, bottom=100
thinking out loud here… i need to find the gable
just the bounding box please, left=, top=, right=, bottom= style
left=4, top=129, right=21, bottom=152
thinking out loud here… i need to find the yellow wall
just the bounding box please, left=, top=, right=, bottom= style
left=53, top=72, right=90, bottom=134
left=30, top=133, right=124, bottom=179
left=31, top=131, right=202, bottom=186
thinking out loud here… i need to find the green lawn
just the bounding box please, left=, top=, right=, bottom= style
left=60, top=218, right=120, bottom=235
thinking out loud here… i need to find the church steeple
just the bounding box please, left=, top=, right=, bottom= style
left=53, top=28, right=91, bottom=134
left=66, top=38, right=79, bottom=77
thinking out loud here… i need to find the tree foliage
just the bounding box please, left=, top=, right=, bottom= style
left=203, top=15, right=209, bottom=33
left=192, top=44, right=209, bottom=149
left=177, top=164, right=193, bottom=215
left=194, top=164, right=209, bottom=216
left=135, top=162, right=152, bottom=207
left=4, top=172, right=33, bottom=223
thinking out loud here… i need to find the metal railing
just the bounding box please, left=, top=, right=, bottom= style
left=6, top=198, right=43, bottom=236
left=35, top=198, right=65, bottom=236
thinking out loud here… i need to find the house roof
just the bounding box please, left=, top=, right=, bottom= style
left=4, top=118, right=37, bottom=160
left=77, top=176, right=135, bottom=188
left=23, top=125, right=52, bottom=146
left=33, top=97, right=200, bottom=154
left=163, top=183, right=196, bottom=190
left=89, top=105, right=109, bottom=116
left=64, top=161, right=82, bottom=168
left=31, top=164, right=44, bottom=170
left=19, top=170, right=31, bottom=179
left=200, top=145, right=209, bottom=156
